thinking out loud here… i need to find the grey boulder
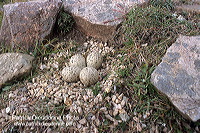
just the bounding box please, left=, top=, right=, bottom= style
left=176, top=4, right=200, bottom=13
left=0, top=53, right=34, bottom=89
left=151, top=35, right=200, bottom=122
left=63, top=0, right=147, bottom=41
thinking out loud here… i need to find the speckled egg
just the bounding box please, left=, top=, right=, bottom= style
left=86, top=52, right=103, bottom=69
left=69, top=54, right=86, bottom=69
left=61, top=66, right=81, bottom=82
left=79, top=67, right=99, bottom=86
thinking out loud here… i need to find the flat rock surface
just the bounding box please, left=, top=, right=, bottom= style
left=0, top=0, right=62, bottom=49
left=0, top=53, right=34, bottom=89
left=176, top=4, right=200, bottom=13
left=63, top=0, right=146, bottom=26
left=63, top=0, right=147, bottom=41
left=151, top=35, right=200, bottom=122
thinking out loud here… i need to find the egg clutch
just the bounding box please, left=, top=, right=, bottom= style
left=61, top=51, right=103, bottom=86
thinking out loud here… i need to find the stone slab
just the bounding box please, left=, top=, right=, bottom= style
left=63, top=0, right=147, bottom=41
left=176, top=4, right=200, bottom=13
left=0, top=53, right=34, bottom=89
left=151, top=35, right=200, bottom=122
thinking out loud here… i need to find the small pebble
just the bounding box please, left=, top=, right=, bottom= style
left=112, top=95, right=117, bottom=102
left=113, top=109, right=118, bottom=116
left=77, top=107, right=83, bottom=115
left=119, top=113, right=130, bottom=122
left=79, top=118, right=87, bottom=125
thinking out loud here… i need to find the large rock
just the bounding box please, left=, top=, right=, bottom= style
left=0, top=53, right=34, bottom=89
left=63, top=0, right=147, bottom=41
left=0, top=0, right=62, bottom=49
left=151, top=35, right=200, bottom=122
left=176, top=4, right=200, bottom=13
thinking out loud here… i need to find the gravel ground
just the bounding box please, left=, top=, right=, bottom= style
left=0, top=39, right=133, bottom=133
left=1, top=1, right=200, bottom=132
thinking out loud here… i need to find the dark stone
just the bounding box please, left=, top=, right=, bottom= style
left=0, top=0, right=62, bottom=50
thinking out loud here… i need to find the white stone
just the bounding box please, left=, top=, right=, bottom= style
left=115, top=99, right=120, bottom=104
left=6, top=107, right=10, bottom=114
left=91, top=115, right=96, bottom=121
left=83, top=95, right=89, bottom=102
left=177, top=15, right=186, bottom=21
left=39, top=64, right=47, bottom=70
left=53, top=87, right=59, bottom=92
left=79, top=118, right=87, bottom=125
left=116, top=104, right=122, bottom=110
left=113, top=109, right=118, bottom=116
left=77, top=107, right=83, bottom=115
left=105, top=114, right=115, bottom=122
left=51, top=63, right=59, bottom=69
left=112, top=95, right=117, bottom=102
left=96, top=93, right=102, bottom=102
left=8, top=93, right=14, bottom=98
left=118, top=93, right=123, bottom=100
left=121, top=100, right=126, bottom=107
left=100, top=107, right=107, bottom=112
left=94, top=97, right=99, bottom=104
left=105, top=87, right=111, bottom=93
left=119, top=113, right=130, bottom=122
left=77, top=124, right=82, bottom=129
